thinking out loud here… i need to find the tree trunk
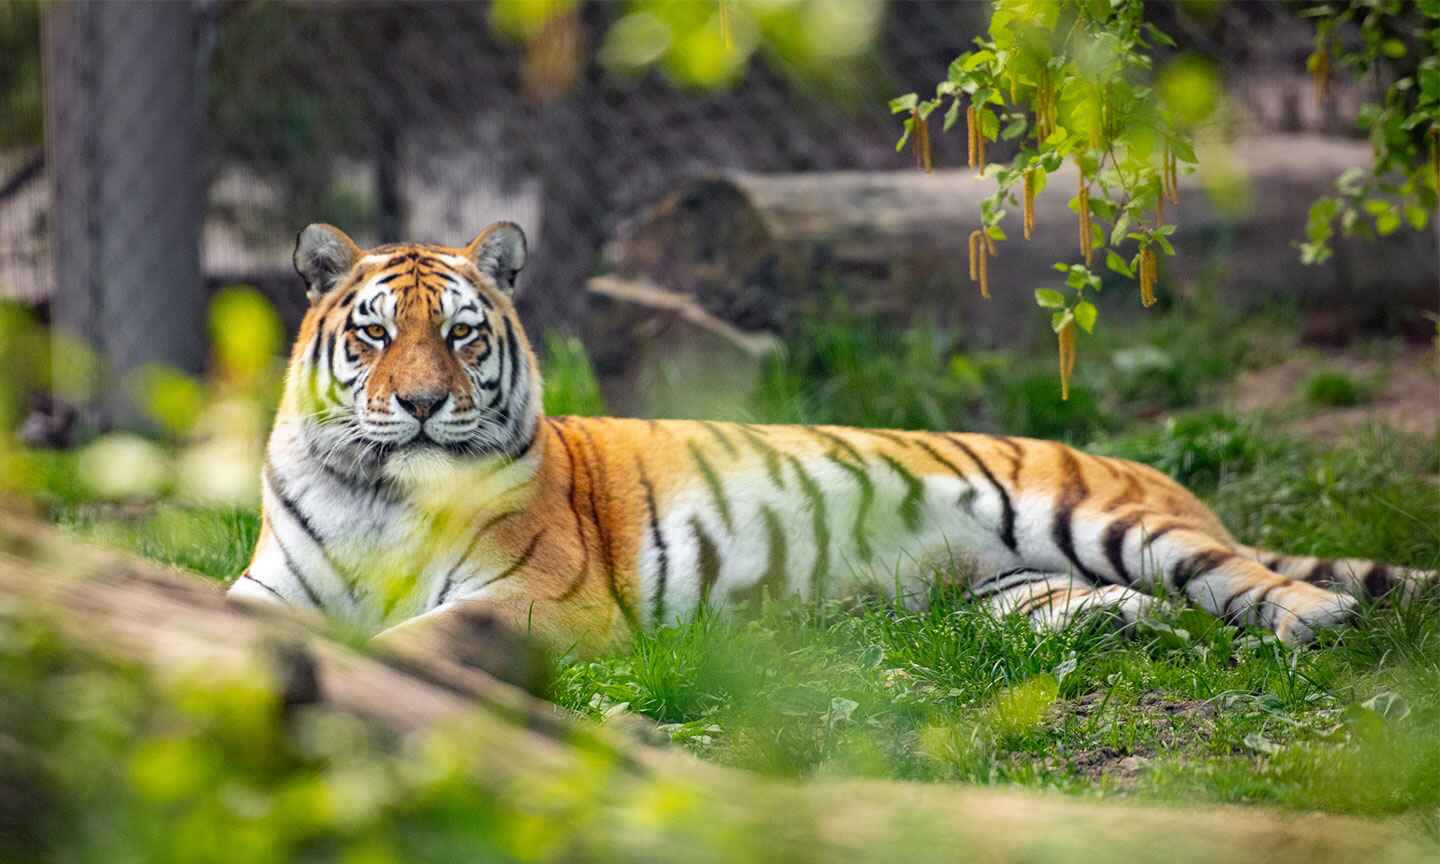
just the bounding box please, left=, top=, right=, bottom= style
left=41, top=1, right=207, bottom=431
left=0, top=508, right=1424, bottom=863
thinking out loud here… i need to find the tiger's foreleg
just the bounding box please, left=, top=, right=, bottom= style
left=1119, top=520, right=1356, bottom=643
left=970, top=569, right=1155, bottom=632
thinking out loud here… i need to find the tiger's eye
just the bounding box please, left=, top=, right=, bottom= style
left=449, top=323, right=473, bottom=341
left=363, top=324, right=388, bottom=341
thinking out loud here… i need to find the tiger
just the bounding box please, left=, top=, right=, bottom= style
left=228, top=222, right=1436, bottom=653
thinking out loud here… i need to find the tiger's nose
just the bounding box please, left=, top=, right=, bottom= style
left=396, top=392, right=448, bottom=420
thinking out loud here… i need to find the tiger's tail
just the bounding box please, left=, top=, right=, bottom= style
left=1238, top=545, right=1437, bottom=601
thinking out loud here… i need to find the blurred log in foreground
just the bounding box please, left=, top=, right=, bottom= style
left=0, top=510, right=1428, bottom=862
left=593, top=135, right=1437, bottom=382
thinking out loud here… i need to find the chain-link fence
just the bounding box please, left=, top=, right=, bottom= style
left=0, top=0, right=1358, bottom=427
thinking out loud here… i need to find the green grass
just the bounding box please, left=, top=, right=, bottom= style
left=1302, top=369, right=1373, bottom=408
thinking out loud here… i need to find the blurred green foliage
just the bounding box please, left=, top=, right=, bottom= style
left=892, top=0, right=1215, bottom=394
left=1302, top=369, right=1372, bottom=408
left=595, top=0, right=882, bottom=93
left=541, top=333, right=607, bottom=417
left=1300, top=1, right=1440, bottom=264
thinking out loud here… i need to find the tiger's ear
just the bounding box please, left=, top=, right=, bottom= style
left=294, top=224, right=362, bottom=302
left=464, top=222, right=527, bottom=295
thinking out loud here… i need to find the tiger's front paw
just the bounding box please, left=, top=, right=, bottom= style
left=1269, top=584, right=1359, bottom=645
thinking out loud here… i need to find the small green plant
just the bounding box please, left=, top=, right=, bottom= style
left=1302, top=369, right=1370, bottom=408
left=542, top=333, right=606, bottom=417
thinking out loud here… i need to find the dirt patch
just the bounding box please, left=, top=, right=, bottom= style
left=1228, top=345, right=1439, bottom=442
left=1047, top=692, right=1219, bottom=787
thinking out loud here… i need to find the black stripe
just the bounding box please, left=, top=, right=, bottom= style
left=476, top=530, right=545, bottom=590
left=239, top=572, right=289, bottom=604
left=787, top=455, right=831, bottom=599
left=1307, top=561, right=1337, bottom=588
left=691, top=517, right=721, bottom=607
left=575, top=424, right=638, bottom=634
left=1102, top=512, right=1145, bottom=584
left=436, top=510, right=523, bottom=605
left=737, top=506, right=788, bottom=604
left=265, top=463, right=327, bottom=546
left=1223, top=577, right=1282, bottom=626
left=828, top=454, right=875, bottom=564
left=265, top=463, right=358, bottom=604
left=375, top=272, right=403, bottom=284
left=268, top=529, right=323, bottom=609
left=912, top=438, right=974, bottom=512
left=944, top=435, right=1018, bottom=554
left=879, top=453, right=925, bottom=532
left=688, top=441, right=734, bottom=532
left=1173, top=549, right=1235, bottom=590
left=505, top=317, right=522, bottom=394
left=1102, top=470, right=1145, bottom=512
left=383, top=254, right=410, bottom=269
left=548, top=420, right=593, bottom=603
left=805, top=426, right=867, bottom=464
left=970, top=568, right=1058, bottom=598
left=638, top=462, right=670, bottom=626
left=1365, top=563, right=1395, bottom=598
left=699, top=422, right=739, bottom=458
left=1051, top=447, right=1100, bottom=582
left=864, top=428, right=914, bottom=449
left=1141, top=521, right=1191, bottom=548
left=1019, top=587, right=1069, bottom=616
left=737, top=424, right=787, bottom=489
left=989, top=435, right=1026, bottom=485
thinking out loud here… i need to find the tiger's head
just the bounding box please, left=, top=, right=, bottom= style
left=285, top=222, right=541, bottom=481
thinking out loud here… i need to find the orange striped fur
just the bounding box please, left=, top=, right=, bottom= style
left=229, top=225, right=1435, bottom=651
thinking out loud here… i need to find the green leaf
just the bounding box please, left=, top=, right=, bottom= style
left=1051, top=309, right=1074, bottom=333
left=895, top=117, right=913, bottom=152
left=987, top=225, right=1008, bottom=241
left=1074, top=301, right=1098, bottom=334
left=890, top=93, right=919, bottom=114
left=1110, top=213, right=1131, bottom=247
left=1001, top=115, right=1028, bottom=141
left=1065, top=267, right=1089, bottom=290
left=980, top=108, right=1000, bottom=141
left=1035, top=288, right=1066, bottom=308
left=1106, top=249, right=1134, bottom=278
left=963, top=50, right=995, bottom=71
left=943, top=98, right=962, bottom=133
left=1405, top=202, right=1430, bottom=230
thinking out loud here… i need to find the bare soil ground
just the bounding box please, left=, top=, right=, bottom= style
left=1228, top=344, right=1439, bottom=442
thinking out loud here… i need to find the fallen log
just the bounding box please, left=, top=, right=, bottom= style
left=0, top=508, right=1427, bottom=862
left=597, top=135, right=1437, bottom=350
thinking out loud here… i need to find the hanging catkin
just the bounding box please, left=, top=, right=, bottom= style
left=1023, top=170, right=1036, bottom=240
left=967, top=105, right=978, bottom=169
left=1057, top=320, right=1076, bottom=401
left=968, top=229, right=991, bottom=299
left=912, top=108, right=932, bottom=173
left=1078, top=169, right=1092, bottom=266
left=968, top=229, right=980, bottom=284
left=1139, top=246, right=1157, bottom=308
